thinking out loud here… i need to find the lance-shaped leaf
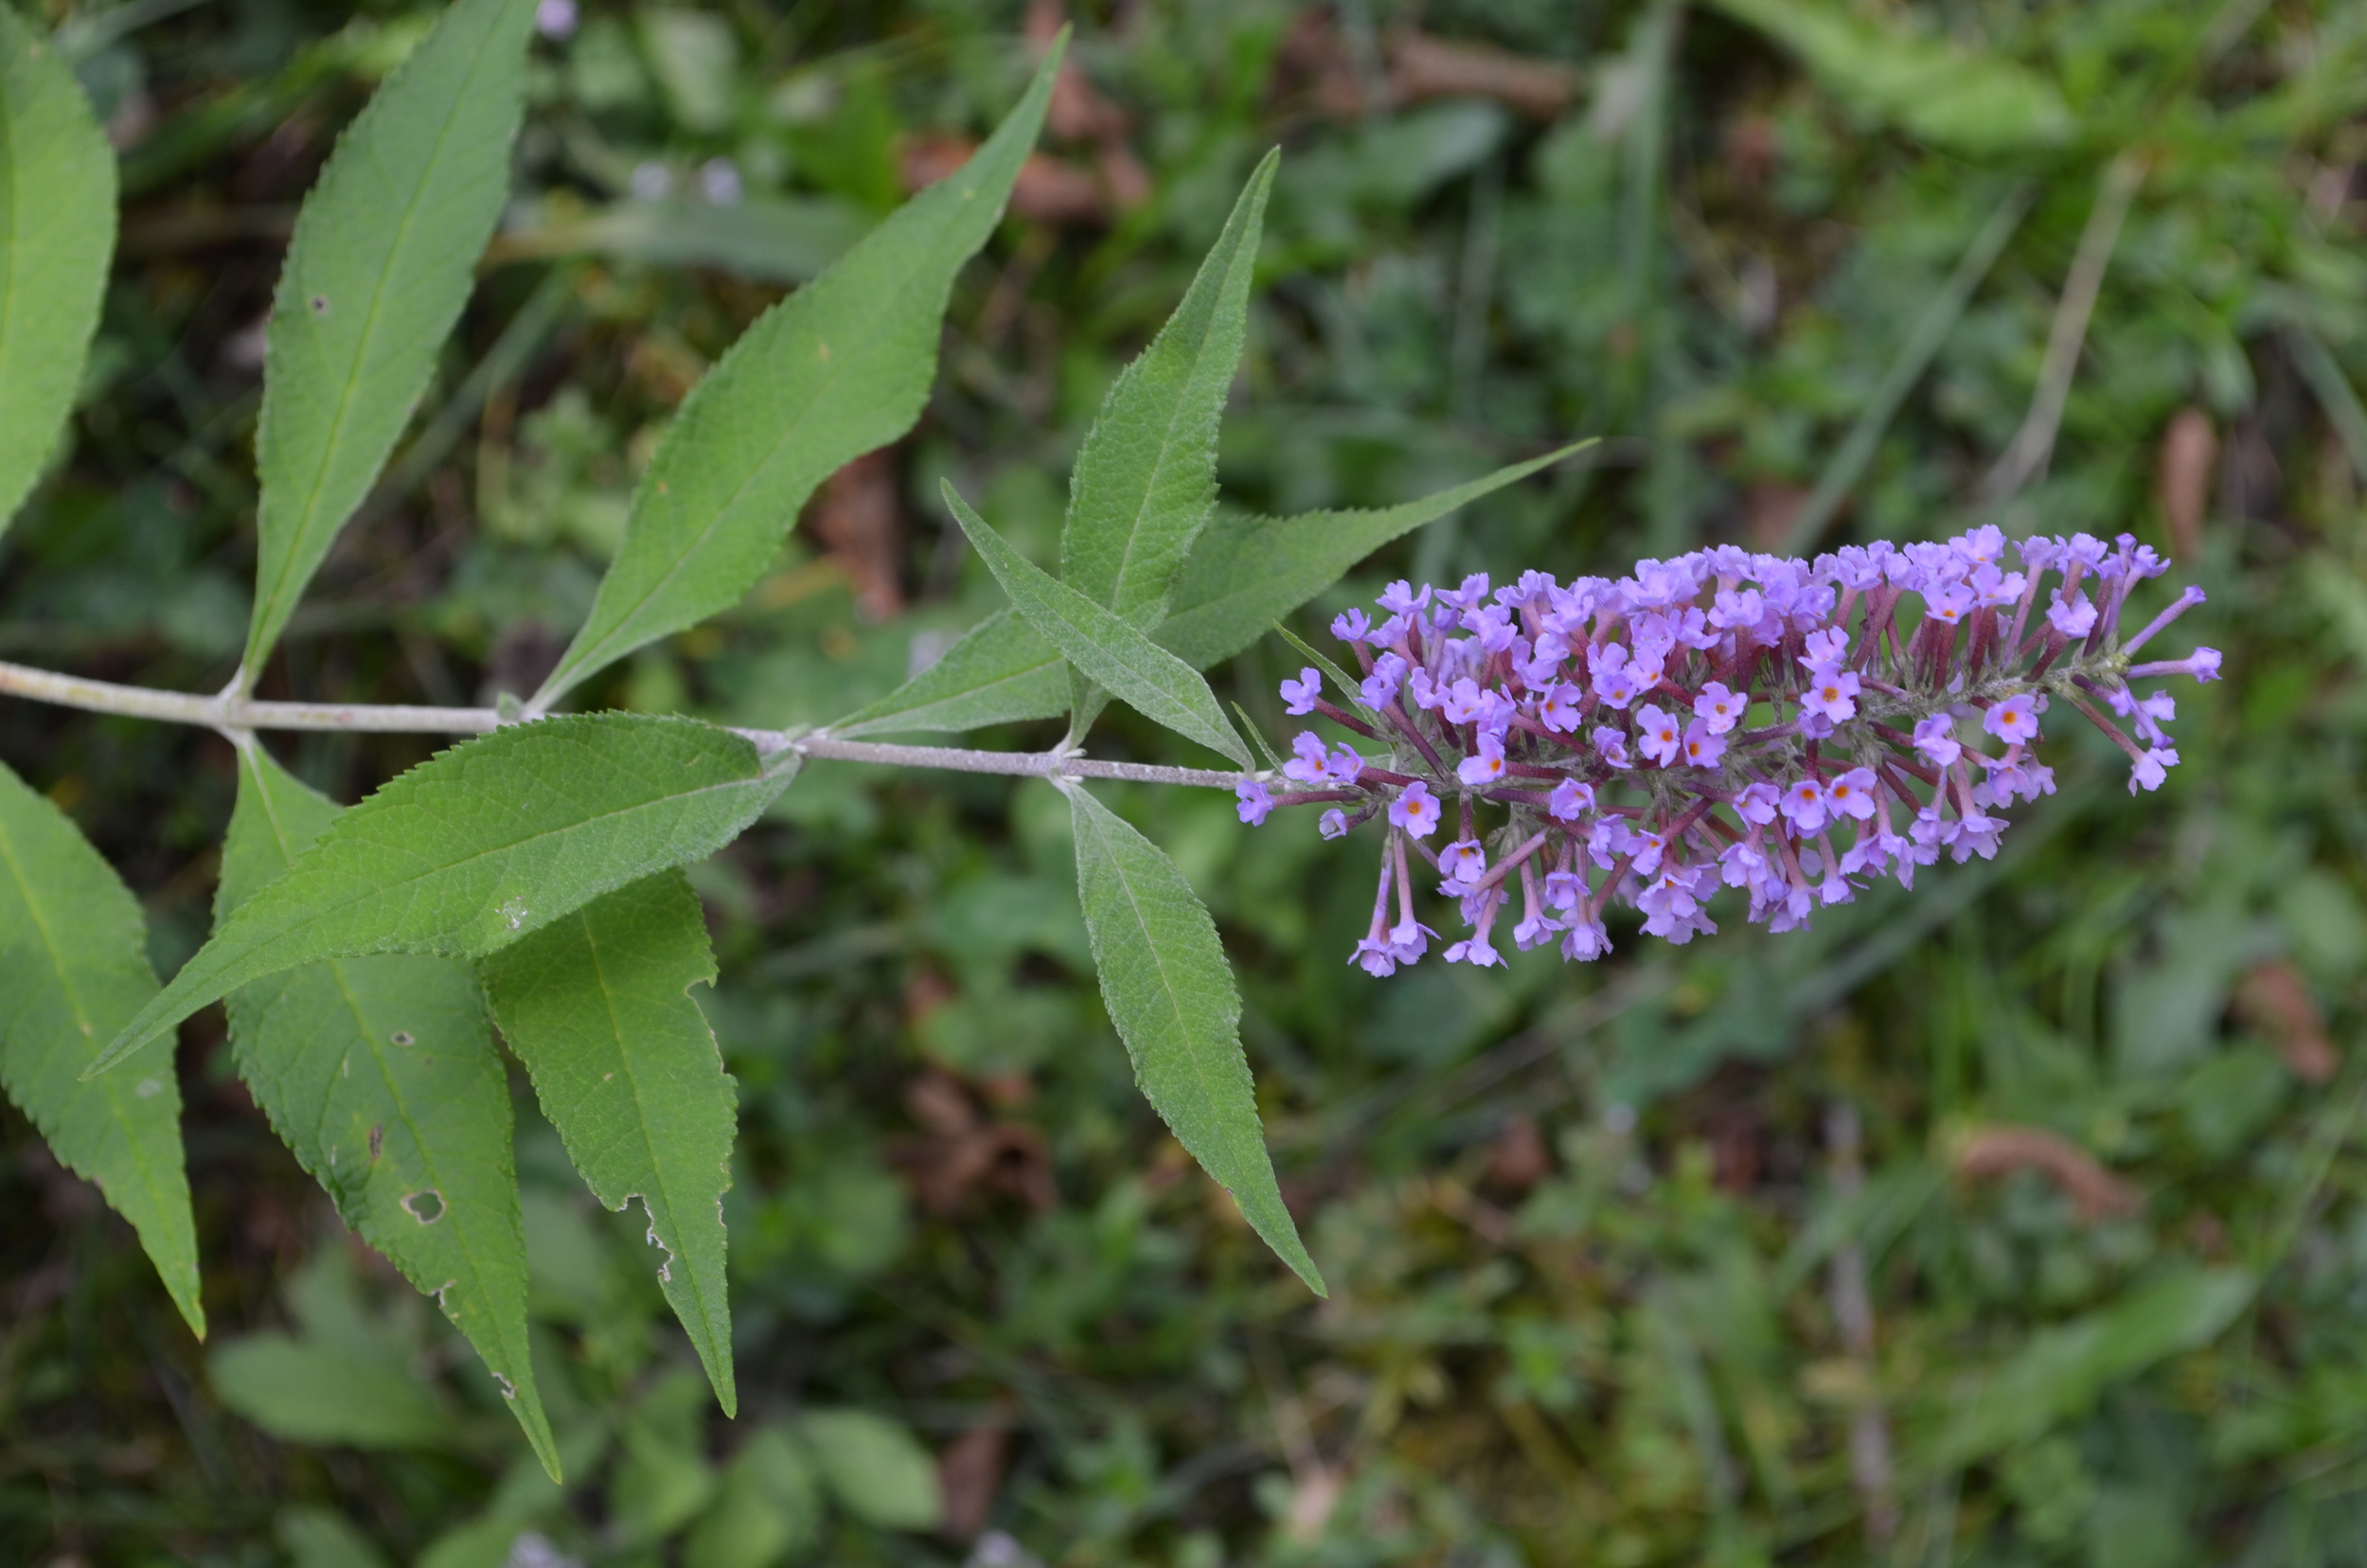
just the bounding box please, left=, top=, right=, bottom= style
left=483, top=870, right=738, bottom=1416
left=1064, top=784, right=1321, bottom=1293
left=826, top=609, right=1069, bottom=739
left=829, top=449, right=1586, bottom=739
left=1156, top=442, right=1594, bottom=668
left=240, top=0, right=539, bottom=684
left=0, top=762, right=201, bottom=1335
left=93, top=714, right=795, bottom=1075
left=1062, top=151, right=1276, bottom=627
left=219, top=739, right=558, bottom=1477
left=0, top=5, right=116, bottom=532
left=529, top=39, right=1066, bottom=709
left=943, top=483, right=1249, bottom=768
left=1705, top=0, right=2072, bottom=155
left=1059, top=151, right=1273, bottom=728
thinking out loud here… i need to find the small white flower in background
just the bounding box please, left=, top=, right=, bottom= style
left=967, top=1531, right=1047, bottom=1568
left=629, top=161, right=672, bottom=201
left=505, top=1533, right=583, bottom=1568
left=532, top=0, right=577, bottom=40
left=699, top=157, right=743, bottom=205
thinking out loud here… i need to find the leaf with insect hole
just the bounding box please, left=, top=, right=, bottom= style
left=216, top=739, right=556, bottom=1477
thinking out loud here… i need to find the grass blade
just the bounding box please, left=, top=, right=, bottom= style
left=1781, top=183, right=2034, bottom=554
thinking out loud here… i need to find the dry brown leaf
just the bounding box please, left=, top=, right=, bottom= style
left=1745, top=481, right=1812, bottom=550
left=1276, top=13, right=1581, bottom=121
left=808, top=448, right=904, bottom=620
left=1385, top=30, right=1581, bottom=120
left=1027, top=0, right=1134, bottom=142
left=888, top=1070, right=1058, bottom=1217
left=936, top=1417, right=1010, bottom=1540
left=900, top=135, right=1114, bottom=226
left=1484, top=1114, right=1552, bottom=1195
left=2237, top=958, right=2340, bottom=1084
left=2156, top=406, right=2217, bottom=562
left=1950, top=1124, right=2140, bottom=1222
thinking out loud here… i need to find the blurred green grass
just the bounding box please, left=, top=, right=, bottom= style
left=7, top=0, right=2367, bottom=1563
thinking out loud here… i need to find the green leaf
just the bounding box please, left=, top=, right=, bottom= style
left=1705, top=0, right=2073, bottom=155
left=0, top=5, right=116, bottom=532
left=94, top=714, right=794, bottom=1077
left=685, top=1425, right=823, bottom=1568
left=482, top=869, right=739, bottom=1416
left=796, top=1409, right=944, bottom=1530
left=830, top=449, right=1586, bottom=739
left=1933, top=1265, right=2255, bottom=1469
left=218, top=739, right=557, bottom=1476
left=530, top=39, right=1065, bottom=708
left=240, top=0, right=539, bottom=685
left=1061, top=150, right=1277, bottom=628
left=944, top=482, right=1250, bottom=768
left=277, top=1504, right=395, bottom=1568
left=0, top=761, right=202, bottom=1335
left=1062, top=783, right=1322, bottom=1293
left=1157, top=444, right=1593, bottom=668
left=1059, top=150, right=1273, bottom=732
left=825, top=608, right=1067, bottom=739
left=211, top=1332, right=454, bottom=1449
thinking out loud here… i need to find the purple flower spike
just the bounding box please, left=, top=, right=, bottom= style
left=1237, top=526, right=2219, bottom=974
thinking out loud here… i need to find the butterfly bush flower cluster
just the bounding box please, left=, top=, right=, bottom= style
left=1235, top=528, right=2219, bottom=976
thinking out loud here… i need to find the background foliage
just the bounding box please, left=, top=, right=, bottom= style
left=6, top=0, right=2367, bottom=1563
